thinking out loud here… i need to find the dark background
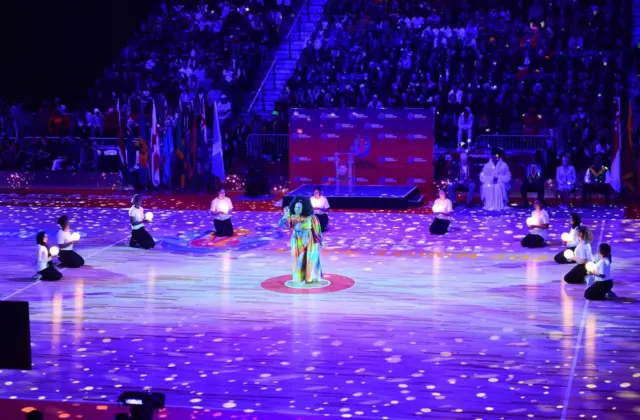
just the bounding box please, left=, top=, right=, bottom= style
left=0, top=0, right=154, bottom=109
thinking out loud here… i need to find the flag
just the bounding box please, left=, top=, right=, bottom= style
left=150, top=100, right=161, bottom=187
left=211, top=101, right=226, bottom=180
left=116, top=99, right=127, bottom=184
left=162, top=111, right=174, bottom=187
left=609, top=97, right=621, bottom=193
left=623, top=101, right=635, bottom=193
left=175, top=107, right=187, bottom=189
left=191, top=106, right=197, bottom=178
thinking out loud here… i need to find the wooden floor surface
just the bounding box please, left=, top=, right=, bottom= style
left=0, top=203, right=638, bottom=419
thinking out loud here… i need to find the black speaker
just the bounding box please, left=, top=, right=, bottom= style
left=0, top=301, right=32, bottom=370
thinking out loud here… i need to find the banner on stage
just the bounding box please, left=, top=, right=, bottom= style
left=289, top=109, right=434, bottom=189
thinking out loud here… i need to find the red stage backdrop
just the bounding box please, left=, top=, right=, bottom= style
left=289, top=109, right=434, bottom=189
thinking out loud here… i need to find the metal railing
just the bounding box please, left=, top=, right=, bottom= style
left=475, top=134, right=555, bottom=151
left=247, top=0, right=314, bottom=114
left=246, top=134, right=289, bottom=157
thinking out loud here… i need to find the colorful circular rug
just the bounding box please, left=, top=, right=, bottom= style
left=261, top=274, right=356, bottom=294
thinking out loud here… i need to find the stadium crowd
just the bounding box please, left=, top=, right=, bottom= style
left=0, top=0, right=635, bottom=199
left=282, top=0, right=630, bottom=160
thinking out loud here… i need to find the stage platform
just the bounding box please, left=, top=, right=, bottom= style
left=284, top=184, right=424, bottom=210
left=0, top=193, right=638, bottom=420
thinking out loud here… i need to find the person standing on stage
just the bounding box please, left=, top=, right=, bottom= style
left=521, top=199, right=550, bottom=248
left=429, top=189, right=453, bottom=235
left=479, top=148, right=512, bottom=211
left=56, top=215, right=84, bottom=267
left=279, top=197, right=323, bottom=283
left=447, top=152, right=476, bottom=206
left=554, top=213, right=582, bottom=264
left=563, top=226, right=593, bottom=284
left=310, top=187, right=330, bottom=232
left=129, top=194, right=155, bottom=249
left=210, top=188, right=234, bottom=237
left=35, top=231, right=63, bottom=281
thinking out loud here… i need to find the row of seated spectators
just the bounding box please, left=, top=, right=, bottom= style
left=89, top=0, right=298, bottom=117
left=281, top=0, right=630, bottom=151
left=0, top=98, right=288, bottom=173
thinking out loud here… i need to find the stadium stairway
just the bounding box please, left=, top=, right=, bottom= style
left=248, top=0, right=327, bottom=116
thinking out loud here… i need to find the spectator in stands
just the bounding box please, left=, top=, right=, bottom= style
left=582, top=153, right=611, bottom=208
left=556, top=154, right=577, bottom=207
left=457, top=107, right=473, bottom=148
left=217, top=95, right=232, bottom=122
left=447, top=152, right=475, bottom=206
left=520, top=153, right=545, bottom=207
left=480, top=148, right=512, bottom=211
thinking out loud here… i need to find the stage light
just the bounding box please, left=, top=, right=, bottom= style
left=561, top=232, right=570, bottom=242
left=71, top=232, right=81, bottom=241
left=586, top=261, right=596, bottom=273
left=49, top=246, right=60, bottom=257
left=144, top=212, right=153, bottom=222
left=117, top=391, right=165, bottom=420
left=563, top=249, right=574, bottom=259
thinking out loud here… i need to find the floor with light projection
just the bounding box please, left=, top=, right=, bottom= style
left=0, top=194, right=639, bottom=420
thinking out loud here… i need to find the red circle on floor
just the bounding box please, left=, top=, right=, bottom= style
left=261, top=274, right=356, bottom=294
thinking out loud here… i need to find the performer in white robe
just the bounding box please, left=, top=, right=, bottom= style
left=479, top=148, right=512, bottom=211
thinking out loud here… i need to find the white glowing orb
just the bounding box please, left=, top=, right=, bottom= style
left=71, top=232, right=80, bottom=241
left=432, top=204, right=445, bottom=213
left=563, top=249, right=574, bottom=259
left=561, top=232, right=570, bottom=242
left=49, top=246, right=60, bottom=257
left=219, top=204, right=229, bottom=214
left=586, top=262, right=596, bottom=273
left=144, top=212, right=154, bottom=222
left=526, top=217, right=535, bottom=226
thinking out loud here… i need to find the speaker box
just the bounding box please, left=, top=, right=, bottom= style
left=0, top=301, right=32, bottom=370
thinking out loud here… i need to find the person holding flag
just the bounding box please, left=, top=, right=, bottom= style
left=150, top=100, right=161, bottom=188
left=211, top=100, right=226, bottom=186
left=162, top=105, right=176, bottom=188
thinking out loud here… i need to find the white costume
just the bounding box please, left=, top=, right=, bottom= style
left=479, top=158, right=511, bottom=211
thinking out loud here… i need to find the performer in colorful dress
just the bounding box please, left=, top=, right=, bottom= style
left=554, top=213, right=582, bottom=264
left=279, top=196, right=324, bottom=283
left=210, top=188, right=234, bottom=237
left=310, top=187, right=330, bottom=232
left=479, top=148, right=511, bottom=211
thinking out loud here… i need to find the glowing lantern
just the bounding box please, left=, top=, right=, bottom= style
left=144, top=212, right=154, bottom=222
left=71, top=232, right=80, bottom=241
left=561, top=232, right=570, bottom=242
left=219, top=203, right=229, bottom=214
left=49, top=246, right=60, bottom=257
left=526, top=217, right=535, bottom=226
left=585, top=262, right=596, bottom=273
left=563, top=249, right=574, bottom=259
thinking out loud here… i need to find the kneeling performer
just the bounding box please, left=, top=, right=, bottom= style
left=311, top=187, right=330, bottom=232
left=56, top=215, right=85, bottom=267
left=211, top=188, right=234, bottom=237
